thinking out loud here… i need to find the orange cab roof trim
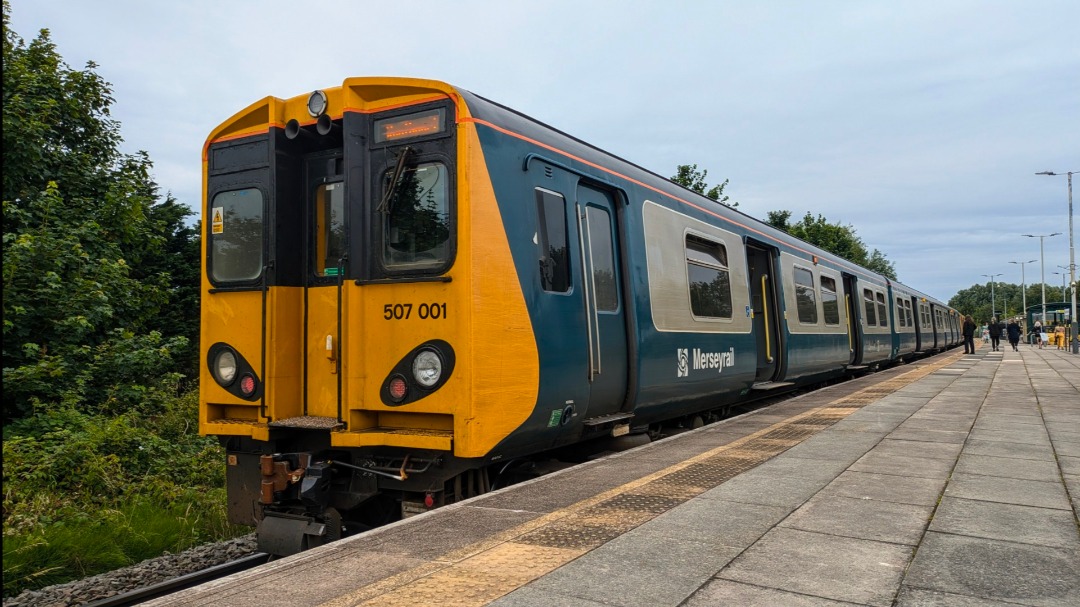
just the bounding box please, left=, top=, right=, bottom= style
left=203, top=77, right=469, bottom=159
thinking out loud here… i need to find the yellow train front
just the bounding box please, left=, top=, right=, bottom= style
left=201, top=78, right=541, bottom=554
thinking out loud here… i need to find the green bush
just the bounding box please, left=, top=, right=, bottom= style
left=2, top=391, right=247, bottom=597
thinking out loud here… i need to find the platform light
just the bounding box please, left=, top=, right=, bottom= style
left=1022, top=233, right=1060, bottom=330
left=1036, top=170, right=1078, bottom=354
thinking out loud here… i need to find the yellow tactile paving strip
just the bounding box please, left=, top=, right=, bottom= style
left=320, top=351, right=965, bottom=607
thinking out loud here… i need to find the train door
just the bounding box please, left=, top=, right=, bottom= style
left=746, top=241, right=782, bottom=383
left=574, top=184, right=629, bottom=420
left=843, top=274, right=863, bottom=365
left=912, top=296, right=924, bottom=353
left=302, top=152, right=346, bottom=420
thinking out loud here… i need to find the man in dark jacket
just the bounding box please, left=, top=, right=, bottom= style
left=1007, top=318, right=1022, bottom=351
left=962, top=315, right=977, bottom=354
left=988, top=317, right=1003, bottom=352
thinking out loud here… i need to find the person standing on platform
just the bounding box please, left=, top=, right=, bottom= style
left=962, top=315, right=977, bottom=354
left=1007, top=317, right=1022, bottom=351
left=1034, top=319, right=1044, bottom=348
left=988, top=317, right=1002, bottom=351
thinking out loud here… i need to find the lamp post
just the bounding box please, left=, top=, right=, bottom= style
left=1037, top=170, right=1077, bottom=353
left=1052, top=271, right=1067, bottom=302
left=1010, top=259, right=1037, bottom=327
left=981, top=273, right=1003, bottom=320
left=1023, top=232, right=1060, bottom=331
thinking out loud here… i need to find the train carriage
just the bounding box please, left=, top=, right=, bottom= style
left=200, top=77, right=958, bottom=554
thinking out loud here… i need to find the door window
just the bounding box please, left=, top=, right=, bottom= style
left=586, top=206, right=618, bottom=311
left=314, top=182, right=345, bottom=276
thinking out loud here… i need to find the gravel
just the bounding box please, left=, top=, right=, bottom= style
left=3, top=534, right=258, bottom=607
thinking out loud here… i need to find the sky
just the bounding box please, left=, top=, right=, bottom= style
left=8, top=1, right=1079, bottom=303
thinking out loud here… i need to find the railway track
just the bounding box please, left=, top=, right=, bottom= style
left=82, top=552, right=272, bottom=607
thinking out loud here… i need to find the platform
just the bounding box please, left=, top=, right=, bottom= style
left=150, top=345, right=1080, bottom=607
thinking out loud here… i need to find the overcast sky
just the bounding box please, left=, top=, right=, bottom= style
left=9, top=1, right=1079, bottom=303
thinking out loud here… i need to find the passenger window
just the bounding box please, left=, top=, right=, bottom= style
left=314, top=182, right=345, bottom=276
left=210, top=188, right=264, bottom=282
left=906, top=301, right=914, bottom=327
left=794, top=267, right=818, bottom=324
left=686, top=235, right=732, bottom=319
left=876, top=293, right=888, bottom=327
left=895, top=298, right=906, bottom=327
left=534, top=189, right=571, bottom=293
left=381, top=162, right=450, bottom=270
left=820, top=276, right=840, bottom=325
left=586, top=206, right=618, bottom=311
left=863, top=289, right=877, bottom=326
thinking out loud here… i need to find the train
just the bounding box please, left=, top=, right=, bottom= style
left=199, top=77, right=961, bottom=555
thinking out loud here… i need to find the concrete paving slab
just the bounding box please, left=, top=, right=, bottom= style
left=525, top=531, right=741, bottom=607
left=953, top=453, right=1064, bottom=482
left=686, top=579, right=858, bottom=606
left=896, top=420, right=974, bottom=434
left=929, top=497, right=1080, bottom=549
left=1053, top=441, right=1080, bottom=457
left=488, top=586, right=611, bottom=607
left=962, top=439, right=1056, bottom=461
left=632, top=497, right=788, bottom=548
left=968, top=428, right=1051, bottom=446
left=779, top=431, right=883, bottom=462
left=749, top=454, right=852, bottom=482
left=780, top=494, right=933, bottom=545
left=895, top=586, right=1031, bottom=606
left=973, top=413, right=1045, bottom=426
left=718, top=527, right=913, bottom=607
left=867, top=438, right=964, bottom=461
left=696, top=469, right=830, bottom=509
left=829, top=418, right=906, bottom=433
left=1059, top=455, right=1080, bottom=477
left=902, top=531, right=1080, bottom=607
left=886, top=428, right=969, bottom=444
left=849, top=451, right=956, bottom=480
left=944, top=473, right=1073, bottom=510
left=822, top=470, right=947, bottom=507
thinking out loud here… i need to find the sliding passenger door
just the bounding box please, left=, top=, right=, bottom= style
left=746, top=241, right=782, bottom=383
left=843, top=274, right=862, bottom=365
left=575, top=184, right=629, bottom=420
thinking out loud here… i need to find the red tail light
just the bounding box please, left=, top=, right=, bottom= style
left=240, top=374, right=257, bottom=397
left=388, top=375, right=408, bottom=402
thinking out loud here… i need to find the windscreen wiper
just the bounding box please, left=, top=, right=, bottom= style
left=377, top=146, right=412, bottom=214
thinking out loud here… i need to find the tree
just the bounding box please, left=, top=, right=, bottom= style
left=766, top=210, right=898, bottom=280
left=670, top=164, right=738, bottom=207
left=2, top=3, right=200, bottom=420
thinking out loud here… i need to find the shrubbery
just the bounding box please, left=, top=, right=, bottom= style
left=2, top=3, right=239, bottom=596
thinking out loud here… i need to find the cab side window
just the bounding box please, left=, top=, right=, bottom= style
left=534, top=189, right=571, bottom=293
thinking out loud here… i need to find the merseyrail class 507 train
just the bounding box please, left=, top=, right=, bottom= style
left=200, top=77, right=960, bottom=554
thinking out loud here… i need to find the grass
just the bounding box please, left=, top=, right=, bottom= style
left=2, top=392, right=250, bottom=598
left=2, top=494, right=246, bottom=597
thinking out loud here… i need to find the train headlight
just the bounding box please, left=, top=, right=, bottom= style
left=307, top=90, right=328, bottom=117
left=213, top=349, right=238, bottom=386
left=412, top=350, right=443, bottom=388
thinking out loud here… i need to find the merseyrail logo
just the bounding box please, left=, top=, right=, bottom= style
left=677, top=349, right=689, bottom=377
left=677, top=347, right=736, bottom=377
